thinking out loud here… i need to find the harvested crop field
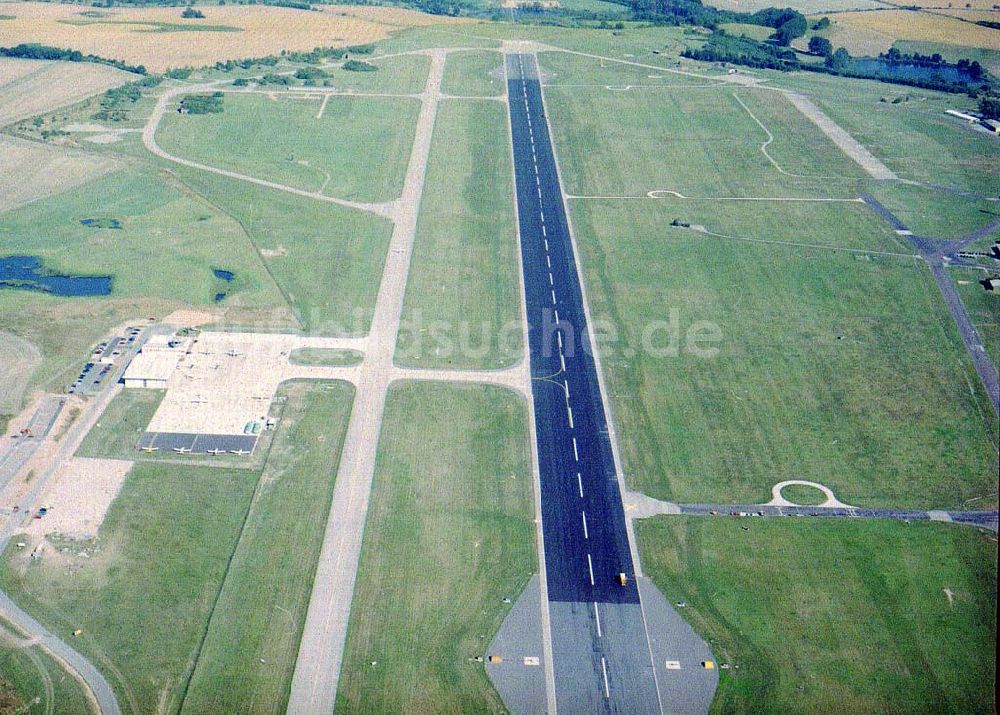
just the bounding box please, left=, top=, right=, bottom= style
left=0, top=3, right=463, bottom=72
left=0, top=57, right=133, bottom=126
left=0, top=135, right=118, bottom=212
left=829, top=10, right=1000, bottom=50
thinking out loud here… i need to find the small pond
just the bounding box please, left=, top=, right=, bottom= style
left=0, top=256, right=112, bottom=296
left=848, top=59, right=982, bottom=86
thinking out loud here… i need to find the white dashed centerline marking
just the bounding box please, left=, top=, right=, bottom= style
left=567, top=405, right=574, bottom=428
left=557, top=331, right=563, bottom=351
left=542, top=224, right=547, bottom=237
left=560, top=353, right=566, bottom=372
left=601, top=657, right=610, bottom=698
left=593, top=601, right=602, bottom=637
left=577, top=472, right=584, bottom=497
left=582, top=511, right=588, bottom=539
left=554, top=308, right=560, bottom=323
left=551, top=289, right=557, bottom=305
left=549, top=272, right=554, bottom=285
left=587, top=553, right=595, bottom=585
left=546, top=255, right=551, bottom=268
left=572, top=437, right=579, bottom=461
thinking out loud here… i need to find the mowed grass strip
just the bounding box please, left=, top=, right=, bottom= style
left=0, top=463, right=258, bottom=714
left=77, top=388, right=164, bottom=460
left=442, top=50, right=504, bottom=97
left=539, top=50, right=718, bottom=87
left=572, top=199, right=998, bottom=507
left=175, top=168, right=393, bottom=335
left=545, top=85, right=859, bottom=198
left=338, top=382, right=535, bottom=713
left=181, top=381, right=354, bottom=715
left=637, top=517, right=997, bottom=713
left=289, top=347, right=364, bottom=367
left=396, top=100, right=522, bottom=369
left=157, top=93, right=420, bottom=204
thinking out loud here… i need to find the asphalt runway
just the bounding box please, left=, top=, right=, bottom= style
left=507, top=53, right=661, bottom=713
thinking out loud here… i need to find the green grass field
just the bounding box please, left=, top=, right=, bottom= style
left=545, top=85, right=861, bottom=198
left=157, top=93, right=420, bottom=203
left=442, top=50, right=504, bottom=97
left=337, top=382, right=534, bottom=713
left=718, top=22, right=774, bottom=41
left=173, top=168, right=393, bottom=335
left=637, top=517, right=997, bottom=713
left=953, top=266, right=1000, bottom=369
left=0, top=462, right=259, bottom=714
left=0, top=168, right=283, bottom=307
left=869, top=183, right=1000, bottom=240
left=289, top=347, right=364, bottom=366
left=396, top=100, right=522, bottom=369
left=0, top=621, right=91, bottom=715
left=571, top=198, right=998, bottom=508
left=325, top=53, right=431, bottom=95
left=181, top=381, right=354, bottom=714
left=77, top=388, right=165, bottom=460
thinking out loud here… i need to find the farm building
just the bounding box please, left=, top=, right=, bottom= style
left=123, top=350, right=181, bottom=389
left=980, top=277, right=1000, bottom=292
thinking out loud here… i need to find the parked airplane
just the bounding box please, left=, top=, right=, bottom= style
left=140, top=446, right=159, bottom=453
left=206, top=448, right=225, bottom=455
left=173, top=447, right=193, bottom=454
left=230, top=449, right=250, bottom=456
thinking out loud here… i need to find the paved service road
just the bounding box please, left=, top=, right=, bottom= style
left=507, top=53, right=661, bottom=713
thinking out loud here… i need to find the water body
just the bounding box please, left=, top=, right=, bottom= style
left=849, top=59, right=982, bottom=86
left=0, top=256, right=112, bottom=297
left=80, top=218, right=122, bottom=229
left=212, top=268, right=235, bottom=282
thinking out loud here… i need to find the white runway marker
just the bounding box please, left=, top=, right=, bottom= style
left=549, top=272, right=554, bottom=285
left=601, top=657, right=610, bottom=698
left=538, top=186, right=543, bottom=199
left=546, top=255, right=551, bottom=268
left=572, top=437, right=579, bottom=461
left=582, top=511, right=588, bottom=539
left=557, top=332, right=563, bottom=350
left=554, top=308, right=560, bottom=323
left=563, top=379, right=570, bottom=398
left=560, top=353, right=566, bottom=372
left=567, top=405, right=574, bottom=428
left=540, top=209, right=545, bottom=222
left=577, top=472, right=584, bottom=497
left=542, top=224, right=547, bottom=237
left=551, top=289, right=557, bottom=304
left=587, top=553, right=595, bottom=585
left=593, top=602, right=602, bottom=637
